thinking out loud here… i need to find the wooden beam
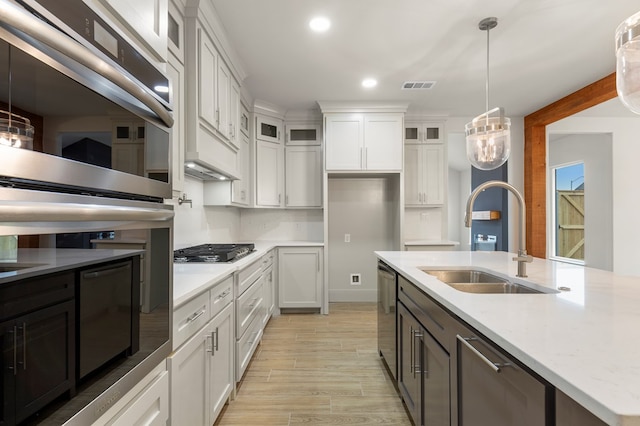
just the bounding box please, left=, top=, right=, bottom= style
left=523, top=73, right=617, bottom=258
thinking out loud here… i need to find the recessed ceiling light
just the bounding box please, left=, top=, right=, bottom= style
left=362, top=78, right=378, bottom=88
left=309, top=16, right=331, bottom=32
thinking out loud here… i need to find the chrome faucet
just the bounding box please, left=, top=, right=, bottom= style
left=465, top=180, right=533, bottom=277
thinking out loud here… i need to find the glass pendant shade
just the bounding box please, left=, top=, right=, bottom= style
left=0, top=110, right=34, bottom=150
left=616, top=11, right=640, bottom=114
left=465, top=107, right=510, bottom=170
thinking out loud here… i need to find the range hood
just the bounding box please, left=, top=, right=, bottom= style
left=184, top=161, right=236, bottom=181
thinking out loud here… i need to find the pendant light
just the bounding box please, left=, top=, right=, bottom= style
left=0, top=46, right=34, bottom=150
left=465, top=17, right=510, bottom=170
left=616, top=11, right=640, bottom=114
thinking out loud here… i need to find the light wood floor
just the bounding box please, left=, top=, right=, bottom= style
left=214, top=302, right=412, bottom=425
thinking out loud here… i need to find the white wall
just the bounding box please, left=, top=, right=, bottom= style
left=548, top=115, right=639, bottom=276
left=239, top=209, right=323, bottom=241
left=548, top=133, right=612, bottom=271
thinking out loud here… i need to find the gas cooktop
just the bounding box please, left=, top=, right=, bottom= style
left=174, top=243, right=255, bottom=263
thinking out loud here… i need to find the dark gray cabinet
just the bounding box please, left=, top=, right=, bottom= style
left=396, top=274, right=551, bottom=426
left=1, top=272, right=75, bottom=426
left=398, top=280, right=451, bottom=426
left=456, top=332, right=546, bottom=426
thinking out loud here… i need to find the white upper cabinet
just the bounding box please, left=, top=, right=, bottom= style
left=229, top=80, right=241, bottom=147
left=196, top=27, right=218, bottom=130
left=217, top=60, right=231, bottom=139
left=285, top=123, right=322, bottom=145
left=324, top=113, right=403, bottom=171
left=404, top=121, right=444, bottom=144
left=285, top=146, right=322, bottom=208
left=92, top=0, right=168, bottom=61
left=256, top=115, right=283, bottom=144
left=167, top=3, right=185, bottom=194
left=404, top=144, right=445, bottom=206
left=255, top=139, right=284, bottom=207
left=240, top=104, right=250, bottom=137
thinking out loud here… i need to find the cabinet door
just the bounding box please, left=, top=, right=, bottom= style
left=421, top=329, right=450, bottom=425
left=209, top=303, right=234, bottom=423
left=262, top=265, right=274, bottom=324
left=168, top=50, right=185, bottom=194
left=363, top=114, right=402, bottom=170
left=229, top=79, right=241, bottom=147
left=97, top=0, right=168, bottom=60
left=324, top=114, right=363, bottom=170
left=457, top=334, right=546, bottom=426
left=278, top=247, right=322, bottom=308
left=404, top=144, right=422, bottom=206
left=110, top=371, right=169, bottom=426
left=240, top=104, right=250, bottom=137
left=397, top=303, right=421, bottom=426
left=423, top=145, right=444, bottom=205
left=285, top=146, right=322, bottom=207
left=169, top=327, right=210, bottom=426
left=256, top=140, right=284, bottom=207
left=286, top=123, right=321, bottom=145
left=423, top=122, right=443, bottom=144
left=256, top=115, right=282, bottom=144
left=231, top=133, right=250, bottom=205
left=198, top=28, right=218, bottom=130
left=405, top=122, right=421, bottom=144
left=217, top=61, right=231, bottom=138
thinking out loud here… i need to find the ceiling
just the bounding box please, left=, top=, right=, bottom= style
left=210, top=0, right=639, bottom=118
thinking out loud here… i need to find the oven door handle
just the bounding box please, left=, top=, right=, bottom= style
left=0, top=201, right=174, bottom=222
left=0, top=0, right=173, bottom=128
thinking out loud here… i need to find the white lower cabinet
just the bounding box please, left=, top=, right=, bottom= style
left=278, top=247, right=323, bottom=308
left=92, top=361, right=169, bottom=426
left=169, top=276, right=234, bottom=426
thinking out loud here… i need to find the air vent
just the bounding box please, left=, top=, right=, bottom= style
left=402, top=81, right=436, bottom=90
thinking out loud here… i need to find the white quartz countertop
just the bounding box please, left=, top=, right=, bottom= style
left=173, top=241, right=323, bottom=308
left=0, top=248, right=144, bottom=284
left=404, top=240, right=459, bottom=246
left=376, top=250, right=640, bottom=426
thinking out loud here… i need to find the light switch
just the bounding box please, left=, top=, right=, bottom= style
left=344, top=234, right=351, bottom=243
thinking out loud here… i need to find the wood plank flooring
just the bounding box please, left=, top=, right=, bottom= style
left=214, top=302, right=411, bottom=425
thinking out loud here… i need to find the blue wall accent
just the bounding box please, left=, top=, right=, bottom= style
left=470, top=163, right=509, bottom=251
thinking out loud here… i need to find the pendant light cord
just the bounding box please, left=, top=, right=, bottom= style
left=7, top=46, right=11, bottom=127
left=485, top=24, right=490, bottom=113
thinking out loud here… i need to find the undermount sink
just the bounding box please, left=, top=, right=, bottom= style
left=0, top=264, right=44, bottom=273
left=421, top=269, right=559, bottom=294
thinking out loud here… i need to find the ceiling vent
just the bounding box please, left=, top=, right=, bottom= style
left=402, top=81, right=436, bottom=90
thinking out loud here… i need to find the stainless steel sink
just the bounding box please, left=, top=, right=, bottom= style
left=421, top=269, right=558, bottom=294
left=0, top=264, right=44, bottom=273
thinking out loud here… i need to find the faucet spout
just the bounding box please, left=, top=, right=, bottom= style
left=465, top=180, right=533, bottom=277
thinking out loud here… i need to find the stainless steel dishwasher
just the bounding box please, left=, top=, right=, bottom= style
left=377, top=261, right=397, bottom=380
left=78, top=259, right=135, bottom=379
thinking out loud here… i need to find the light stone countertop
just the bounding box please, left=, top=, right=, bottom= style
left=173, top=241, right=324, bottom=308
left=376, top=250, right=640, bottom=426
left=404, top=240, right=460, bottom=246
left=0, top=248, right=144, bottom=284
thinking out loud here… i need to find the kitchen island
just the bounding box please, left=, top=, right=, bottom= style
left=376, top=250, right=640, bottom=425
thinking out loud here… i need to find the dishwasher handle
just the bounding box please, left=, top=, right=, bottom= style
left=377, top=262, right=396, bottom=279
left=457, top=334, right=512, bottom=373
left=82, top=262, right=132, bottom=280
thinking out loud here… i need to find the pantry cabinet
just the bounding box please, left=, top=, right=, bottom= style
left=278, top=247, right=323, bottom=308
left=324, top=113, right=403, bottom=171
left=404, top=144, right=445, bottom=206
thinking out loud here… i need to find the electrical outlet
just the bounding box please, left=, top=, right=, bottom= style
left=344, top=234, right=351, bottom=243
left=350, top=273, right=361, bottom=285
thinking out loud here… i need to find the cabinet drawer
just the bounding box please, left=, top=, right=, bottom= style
left=173, top=292, right=210, bottom=349
left=210, top=275, right=233, bottom=318
left=0, top=271, right=74, bottom=320
left=261, top=250, right=274, bottom=271
left=398, top=275, right=456, bottom=351
left=236, top=276, right=264, bottom=338
left=236, top=313, right=263, bottom=381
left=237, top=258, right=262, bottom=296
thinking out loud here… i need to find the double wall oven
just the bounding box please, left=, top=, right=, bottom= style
left=0, top=0, right=173, bottom=424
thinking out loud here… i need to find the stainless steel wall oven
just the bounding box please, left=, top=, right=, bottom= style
left=0, top=0, right=173, bottom=424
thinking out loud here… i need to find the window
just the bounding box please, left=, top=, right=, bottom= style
left=552, top=162, right=584, bottom=263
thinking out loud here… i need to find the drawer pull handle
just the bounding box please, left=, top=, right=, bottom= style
left=216, top=290, right=231, bottom=300
left=457, top=335, right=510, bottom=373
left=10, top=326, right=17, bottom=375
left=187, top=309, right=206, bottom=323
